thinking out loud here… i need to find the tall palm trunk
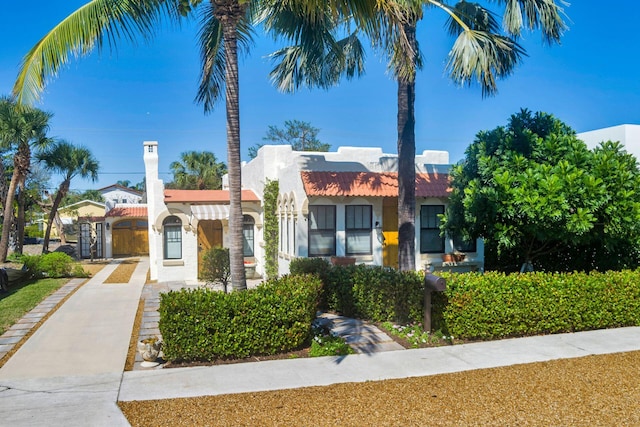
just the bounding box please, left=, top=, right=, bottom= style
left=43, top=179, right=70, bottom=253
left=397, top=22, right=417, bottom=272
left=0, top=171, right=21, bottom=261
left=218, top=0, right=246, bottom=291
left=15, top=179, right=26, bottom=255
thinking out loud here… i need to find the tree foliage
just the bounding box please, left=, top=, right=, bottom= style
left=248, top=120, right=329, bottom=159
left=263, top=179, right=279, bottom=279
left=0, top=96, right=53, bottom=260
left=167, top=150, right=226, bottom=190
left=443, top=109, right=640, bottom=272
left=37, top=140, right=100, bottom=253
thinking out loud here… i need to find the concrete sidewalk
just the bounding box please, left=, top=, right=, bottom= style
left=0, top=258, right=149, bottom=427
left=119, top=326, right=640, bottom=402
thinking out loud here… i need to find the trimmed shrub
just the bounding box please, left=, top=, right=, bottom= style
left=159, top=274, right=322, bottom=362
left=292, top=262, right=424, bottom=324
left=351, top=266, right=423, bottom=324
left=437, top=270, right=640, bottom=340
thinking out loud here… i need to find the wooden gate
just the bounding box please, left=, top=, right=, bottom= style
left=198, top=220, right=223, bottom=276
left=382, top=197, right=398, bottom=269
left=112, top=219, right=149, bottom=256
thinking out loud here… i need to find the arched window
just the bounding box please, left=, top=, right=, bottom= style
left=243, top=215, right=255, bottom=257
left=163, top=216, right=182, bottom=259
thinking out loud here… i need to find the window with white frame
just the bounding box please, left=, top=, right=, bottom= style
left=345, top=205, right=372, bottom=255
left=163, top=216, right=182, bottom=259
left=420, top=205, right=445, bottom=253
left=243, top=215, right=255, bottom=257
left=308, top=205, right=336, bottom=257
left=453, top=234, right=477, bottom=253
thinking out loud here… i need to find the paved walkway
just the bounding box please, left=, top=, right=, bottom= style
left=0, top=258, right=149, bottom=427
left=0, top=257, right=639, bottom=426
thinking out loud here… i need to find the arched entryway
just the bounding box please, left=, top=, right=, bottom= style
left=197, top=220, right=223, bottom=277
left=112, top=218, right=149, bottom=256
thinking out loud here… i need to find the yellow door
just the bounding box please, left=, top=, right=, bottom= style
left=382, top=198, right=398, bottom=269
left=198, top=220, right=223, bottom=276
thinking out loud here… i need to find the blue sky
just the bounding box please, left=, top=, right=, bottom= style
left=2, top=1, right=639, bottom=191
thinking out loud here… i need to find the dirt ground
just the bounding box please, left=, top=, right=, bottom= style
left=119, top=350, right=640, bottom=426
left=103, top=259, right=139, bottom=283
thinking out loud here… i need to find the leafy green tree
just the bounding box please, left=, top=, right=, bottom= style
left=0, top=97, right=53, bottom=261
left=168, top=151, right=227, bottom=190
left=62, top=189, right=104, bottom=206
left=37, top=141, right=99, bottom=253
left=443, top=109, right=640, bottom=272
left=14, top=0, right=369, bottom=290
left=248, top=120, right=329, bottom=159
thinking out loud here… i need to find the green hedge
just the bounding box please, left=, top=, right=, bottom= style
left=290, top=259, right=425, bottom=324
left=437, top=271, right=640, bottom=340
left=159, top=274, right=322, bottom=362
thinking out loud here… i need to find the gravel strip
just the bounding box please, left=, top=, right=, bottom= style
left=118, top=350, right=640, bottom=426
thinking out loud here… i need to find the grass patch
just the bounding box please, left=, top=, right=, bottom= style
left=0, top=278, right=67, bottom=335
left=104, top=259, right=139, bottom=284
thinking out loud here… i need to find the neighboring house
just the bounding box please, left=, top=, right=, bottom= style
left=144, top=141, right=262, bottom=282
left=241, top=145, right=484, bottom=276
left=57, top=199, right=107, bottom=259
left=579, top=124, right=640, bottom=158
left=99, top=184, right=144, bottom=211
left=143, top=141, right=484, bottom=283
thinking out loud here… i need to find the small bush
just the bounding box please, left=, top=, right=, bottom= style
left=38, top=252, right=74, bottom=278
left=159, top=274, right=322, bottom=362
left=72, top=264, right=90, bottom=278
left=309, top=321, right=354, bottom=357
left=200, top=247, right=230, bottom=293
left=289, top=257, right=331, bottom=278
left=20, top=254, right=43, bottom=278
left=20, top=252, right=74, bottom=278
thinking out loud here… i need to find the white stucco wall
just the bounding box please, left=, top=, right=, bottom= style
left=241, top=144, right=479, bottom=275
left=579, top=124, right=640, bottom=160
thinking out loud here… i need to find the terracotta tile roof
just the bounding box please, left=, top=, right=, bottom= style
left=164, top=189, right=260, bottom=203
left=105, top=206, right=148, bottom=218
left=300, top=171, right=451, bottom=198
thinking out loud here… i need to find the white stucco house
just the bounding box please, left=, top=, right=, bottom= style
left=144, top=141, right=262, bottom=282
left=578, top=124, right=640, bottom=159
left=241, top=145, right=483, bottom=276
left=143, top=140, right=484, bottom=283
left=99, top=184, right=144, bottom=211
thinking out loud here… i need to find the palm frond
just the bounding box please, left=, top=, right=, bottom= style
left=194, top=2, right=254, bottom=113
left=446, top=30, right=526, bottom=96
left=446, top=2, right=500, bottom=36
left=503, top=0, right=568, bottom=43
left=13, top=0, right=177, bottom=105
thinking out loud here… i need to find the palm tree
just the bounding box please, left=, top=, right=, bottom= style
left=37, top=141, right=99, bottom=253
left=169, top=150, right=227, bottom=190
left=391, top=0, right=566, bottom=271
left=0, top=97, right=52, bottom=261
left=13, top=0, right=374, bottom=290
left=277, top=1, right=566, bottom=271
